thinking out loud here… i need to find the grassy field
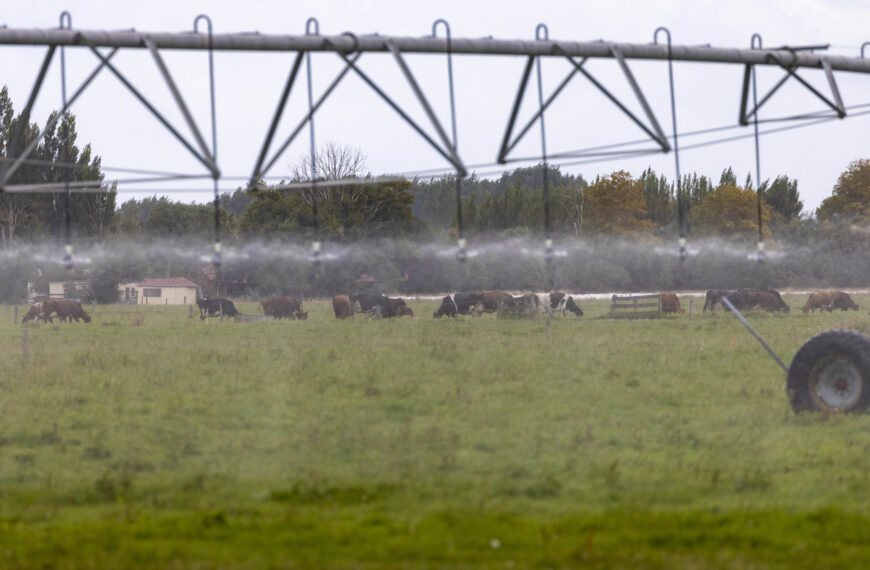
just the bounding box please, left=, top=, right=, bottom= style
left=2, top=293, right=870, bottom=568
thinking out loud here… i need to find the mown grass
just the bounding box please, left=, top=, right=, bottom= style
left=2, top=293, right=870, bottom=568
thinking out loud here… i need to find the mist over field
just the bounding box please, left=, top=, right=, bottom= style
left=2, top=232, right=868, bottom=302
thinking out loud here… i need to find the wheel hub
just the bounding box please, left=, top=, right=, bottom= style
left=811, top=358, right=863, bottom=411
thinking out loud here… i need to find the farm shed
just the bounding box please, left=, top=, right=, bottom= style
left=118, top=278, right=198, bottom=305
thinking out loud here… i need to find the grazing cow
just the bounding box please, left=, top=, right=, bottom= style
left=453, top=293, right=478, bottom=315
left=549, top=293, right=583, bottom=317
left=472, top=290, right=514, bottom=313
left=349, top=293, right=392, bottom=313
left=21, top=302, right=43, bottom=323
left=743, top=291, right=789, bottom=312
left=388, top=297, right=407, bottom=311
left=261, top=296, right=307, bottom=320
left=802, top=290, right=834, bottom=313
left=433, top=295, right=458, bottom=318
left=660, top=292, right=685, bottom=314
left=332, top=295, right=352, bottom=319
left=831, top=291, right=859, bottom=311
left=40, top=299, right=91, bottom=323
left=197, top=298, right=240, bottom=320
left=397, top=306, right=414, bottom=317
left=703, top=289, right=730, bottom=312
left=704, top=289, right=787, bottom=312
left=497, top=294, right=544, bottom=319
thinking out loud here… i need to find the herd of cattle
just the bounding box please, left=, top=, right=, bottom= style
left=18, top=289, right=862, bottom=325
left=702, top=288, right=860, bottom=314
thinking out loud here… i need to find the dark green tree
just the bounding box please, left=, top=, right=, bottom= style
left=760, top=175, right=803, bottom=221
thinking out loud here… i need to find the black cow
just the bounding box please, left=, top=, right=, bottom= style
left=453, top=293, right=477, bottom=315
left=549, top=293, right=583, bottom=317
left=349, top=293, right=392, bottom=312
left=433, top=295, right=458, bottom=318
left=197, top=298, right=240, bottom=320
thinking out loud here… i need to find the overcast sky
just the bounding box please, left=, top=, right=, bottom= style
left=3, top=0, right=870, bottom=213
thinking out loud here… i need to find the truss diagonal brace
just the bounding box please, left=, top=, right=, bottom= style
left=2, top=46, right=121, bottom=189
left=499, top=58, right=585, bottom=161
left=386, top=41, right=466, bottom=176
left=608, top=45, right=669, bottom=151
left=497, top=56, right=535, bottom=164
left=256, top=51, right=363, bottom=183
left=143, top=37, right=220, bottom=177
left=1, top=47, right=119, bottom=189
left=0, top=46, right=55, bottom=188
left=330, top=46, right=466, bottom=175
left=739, top=54, right=846, bottom=125
left=87, top=44, right=217, bottom=175
left=249, top=51, right=305, bottom=188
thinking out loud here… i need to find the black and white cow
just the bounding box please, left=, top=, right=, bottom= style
left=433, top=295, right=459, bottom=318
left=549, top=293, right=583, bottom=317
left=196, top=298, right=240, bottom=320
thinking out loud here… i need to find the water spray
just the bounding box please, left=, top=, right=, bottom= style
left=456, top=238, right=467, bottom=262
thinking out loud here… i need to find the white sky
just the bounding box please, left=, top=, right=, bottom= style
left=3, top=0, right=870, bottom=213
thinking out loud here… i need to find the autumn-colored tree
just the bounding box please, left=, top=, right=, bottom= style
left=690, top=184, right=770, bottom=242
left=582, top=170, right=655, bottom=237
left=816, top=159, right=870, bottom=222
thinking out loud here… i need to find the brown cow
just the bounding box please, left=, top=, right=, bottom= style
left=472, top=290, right=514, bottom=313
left=388, top=297, right=407, bottom=310
left=744, top=291, right=789, bottom=312
left=332, top=295, right=352, bottom=319
left=831, top=291, right=859, bottom=311
left=21, top=302, right=43, bottom=323
left=660, top=293, right=684, bottom=314
left=396, top=306, right=414, bottom=317
left=40, top=299, right=91, bottom=323
left=802, top=290, right=835, bottom=313
left=261, top=296, right=307, bottom=320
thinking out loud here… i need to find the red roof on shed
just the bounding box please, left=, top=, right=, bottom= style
left=137, top=277, right=198, bottom=288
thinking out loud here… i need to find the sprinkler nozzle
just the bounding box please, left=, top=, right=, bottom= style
left=63, top=244, right=73, bottom=270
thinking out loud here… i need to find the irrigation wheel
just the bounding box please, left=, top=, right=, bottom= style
left=787, top=330, right=870, bottom=413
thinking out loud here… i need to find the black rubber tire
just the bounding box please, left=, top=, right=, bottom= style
left=787, top=329, right=870, bottom=413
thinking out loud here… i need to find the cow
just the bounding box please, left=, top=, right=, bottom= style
left=497, top=294, right=544, bottom=319
left=453, top=293, right=478, bottom=315
left=704, top=289, right=787, bottom=312
left=349, top=293, right=392, bottom=313
left=21, top=302, right=43, bottom=323
left=261, top=296, right=307, bottom=320
left=472, top=290, right=514, bottom=313
left=433, top=295, right=458, bottom=318
left=802, top=290, right=834, bottom=313
left=743, top=291, right=789, bottom=312
left=396, top=306, right=414, bottom=317
left=549, top=293, right=583, bottom=317
left=40, top=299, right=91, bottom=323
left=388, top=297, right=407, bottom=311
left=703, top=289, right=730, bottom=312
left=197, top=298, right=240, bottom=320
left=831, top=291, right=859, bottom=312
left=332, top=295, right=353, bottom=319
left=660, top=292, right=684, bottom=314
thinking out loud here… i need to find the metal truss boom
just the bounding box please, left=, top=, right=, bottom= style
left=2, top=29, right=870, bottom=73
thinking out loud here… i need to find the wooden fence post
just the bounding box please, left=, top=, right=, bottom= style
left=22, top=329, right=29, bottom=358
left=14, top=306, right=18, bottom=324
left=189, top=305, right=194, bottom=319
left=689, top=299, right=694, bottom=320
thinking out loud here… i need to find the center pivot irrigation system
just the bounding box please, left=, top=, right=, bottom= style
left=2, top=14, right=870, bottom=413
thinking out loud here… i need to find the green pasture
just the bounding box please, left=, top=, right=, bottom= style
left=2, top=294, right=870, bottom=568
